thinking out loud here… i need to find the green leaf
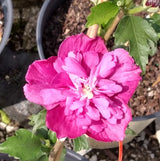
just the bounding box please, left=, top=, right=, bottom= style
left=150, top=13, right=160, bottom=26
left=128, top=6, right=150, bottom=14
left=29, top=110, right=47, bottom=134
left=114, top=15, right=158, bottom=73
left=48, top=130, right=57, bottom=144
left=37, top=128, right=49, bottom=139
left=38, top=155, right=49, bottom=161
left=148, top=13, right=160, bottom=37
left=73, top=135, right=89, bottom=152
left=0, top=110, right=10, bottom=124
left=86, top=1, right=119, bottom=28
left=125, top=127, right=136, bottom=135
left=0, top=129, right=46, bottom=161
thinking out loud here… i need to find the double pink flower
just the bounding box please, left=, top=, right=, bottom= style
left=24, top=34, right=141, bottom=142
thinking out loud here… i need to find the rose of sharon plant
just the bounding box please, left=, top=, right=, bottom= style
left=24, top=33, right=141, bottom=142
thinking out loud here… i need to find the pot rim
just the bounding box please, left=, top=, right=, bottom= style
left=0, top=0, right=13, bottom=54
left=36, top=0, right=160, bottom=122
left=36, top=0, right=64, bottom=60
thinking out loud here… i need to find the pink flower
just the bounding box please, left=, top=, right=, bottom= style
left=24, top=33, right=141, bottom=142
left=145, top=0, right=160, bottom=7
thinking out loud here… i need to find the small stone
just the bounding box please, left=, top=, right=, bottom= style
left=0, top=131, right=3, bottom=137
left=130, top=143, right=135, bottom=147
left=144, top=139, right=149, bottom=145
left=131, top=154, right=136, bottom=158
left=77, top=149, right=90, bottom=155
left=143, top=143, right=148, bottom=149
left=0, top=122, right=7, bottom=130
left=137, top=131, right=146, bottom=141
left=124, top=144, right=129, bottom=149
left=89, top=155, right=97, bottom=161
left=148, top=91, right=154, bottom=97
left=64, top=28, right=70, bottom=35
left=85, top=155, right=89, bottom=159
left=150, top=153, right=155, bottom=159
left=6, top=125, right=18, bottom=133
left=156, top=130, right=160, bottom=144
left=146, top=150, right=152, bottom=154
left=5, top=75, right=10, bottom=81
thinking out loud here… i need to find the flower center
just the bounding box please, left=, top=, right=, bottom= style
left=82, top=85, right=93, bottom=99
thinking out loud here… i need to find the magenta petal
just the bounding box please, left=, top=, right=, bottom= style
left=25, top=56, right=57, bottom=84
left=98, top=54, right=117, bottom=78
left=70, top=100, right=85, bottom=111
left=53, top=58, right=64, bottom=73
left=46, top=105, right=91, bottom=139
left=109, top=49, right=141, bottom=103
left=97, top=79, right=122, bottom=96
left=86, top=105, right=100, bottom=121
left=58, top=33, right=108, bottom=60
left=105, top=105, right=131, bottom=141
left=82, top=51, right=99, bottom=73
left=24, top=83, right=66, bottom=110
left=92, top=97, right=111, bottom=119
left=52, top=72, right=73, bottom=88
left=87, top=101, right=132, bottom=142
left=40, top=88, right=66, bottom=106
left=63, top=57, right=87, bottom=78
left=23, top=84, right=44, bottom=105
left=89, top=124, right=104, bottom=133
left=68, top=51, right=82, bottom=62
left=23, top=56, right=62, bottom=107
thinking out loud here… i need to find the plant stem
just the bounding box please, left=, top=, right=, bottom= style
left=87, top=0, right=108, bottom=38
left=49, top=140, right=64, bottom=161
left=87, top=24, right=99, bottom=38
left=118, top=141, right=123, bottom=161
left=104, top=10, right=124, bottom=42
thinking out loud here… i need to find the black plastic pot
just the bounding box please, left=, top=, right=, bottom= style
left=0, top=153, right=15, bottom=161
left=0, top=0, right=13, bottom=54
left=36, top=0, right=64, bottom=60
left=36, top=0, right=160, bottom=149
left=0, top=149, right=89, bottom=161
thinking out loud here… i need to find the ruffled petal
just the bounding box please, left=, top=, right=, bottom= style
left=87, top=99, right=132, bottom=142
left=40, top=88, right=66, bottom=107
left=53, top=57, right=64, bottom=73
left=63, top=57, right=87, bottom=78
left=109, top=49, right=141, bottom=103
left=86, top=105, right=100, bottom=121
left=97, top=79, right=122, bottom=96
left=52, top=72, right=74, bottom=88
left=98, top=54, right=117, bottom=78
left=58, top=33, right=108, bottom=60
left=24, top=84, right=66, bottom=110
left=82, top=51, right=99, bottom=74
left=25, top=56, right=57, bottom=85
left=46, top=105, right=91, bottom=139
left=92, top=97, right=111, bottom=119
left=23, top=84, right=44, bottom=105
